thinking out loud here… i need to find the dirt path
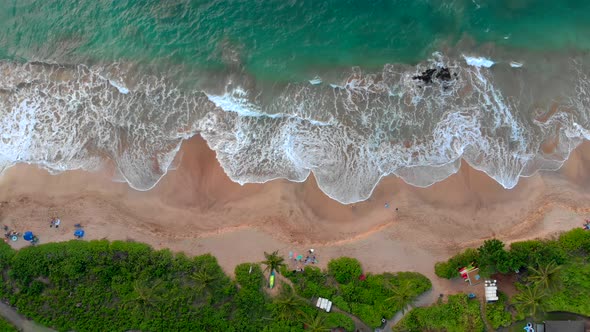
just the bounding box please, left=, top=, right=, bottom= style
left=0, top=301, right=54, bottom=332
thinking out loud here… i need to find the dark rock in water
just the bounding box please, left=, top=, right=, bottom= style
left=435, top=67, right=452, bottom=81
left=412, top=68, right=436, bottom=83
left=412, top=67, right=454, bottom=84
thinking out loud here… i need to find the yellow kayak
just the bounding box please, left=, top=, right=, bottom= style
left=269, top=270, right=276, bottom=288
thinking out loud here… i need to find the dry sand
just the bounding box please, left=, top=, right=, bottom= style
left=2, top=136, right=590, bottom=304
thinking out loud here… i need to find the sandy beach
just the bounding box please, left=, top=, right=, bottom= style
left=2, top=136, right=590, bottom=303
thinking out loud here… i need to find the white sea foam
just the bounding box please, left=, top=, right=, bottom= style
left=205, top=87, right=267, bottom=117
left=463, top=55, right=495, bottom=68
left=200, top=54, right=590, bottom=203
left=1, top=54, right=589, bottom=204
left=309, top=76, right=322, bottom=85
left=108, top=80, right=130, bottom=94
left=0, top=61, right=210, bottom=192
left=204, top=86, right=333, bottom=126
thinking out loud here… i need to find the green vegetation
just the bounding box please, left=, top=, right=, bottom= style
left=543, top=259, right=590, bottom=316
left=527, top=261, right=562, bottom=293
left=484, top=292, right=512, bottom=329
left=1, top=240, right=236, bottom=331
left=426, top=228, right=590, bottom=331
left=325, top=312, right=354, bottom=332
left=434, top=233, right=581, bottom=280
left=0, top=240, right=369, bottom=332
left=0, top=317, right=17, bottom=332
left=1, top=240, right=429, bottom=331
left=477, top=239, right=511, bottom=275
left=327, top=257, right=362, bottom=284
left=393, top=294, right=484, bottom=332
left=434, top=248, right=479, bottom=279
left=512, top=284, right=547, bottom=319
left=509, top=239, right=567, bottom=270
left=262, top=250, right=286, bottom=273
left=285, top=257, right=432, bottom=329
left=385, top=279, right=417, bottom=314
left=557, top=228, right=590, bottom=254
left=299, top=311, right=330, bottom=332
left=4, top=227, right=587, bottom=332
left=510, top=231, right=590, bottom=320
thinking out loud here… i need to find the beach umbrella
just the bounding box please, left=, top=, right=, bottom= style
left=296, top=254, right=303, bottom=261
left=74, top=229, right=85, bottom=238
left=23, top=231, right=33, bottom=241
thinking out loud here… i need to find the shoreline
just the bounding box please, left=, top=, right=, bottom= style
left=2, top=137, right=590, bottom=300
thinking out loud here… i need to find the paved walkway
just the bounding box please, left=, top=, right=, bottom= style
left=0, top=301, right=54, bottom=332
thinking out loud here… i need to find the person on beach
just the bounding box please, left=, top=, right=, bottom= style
left=50, top=217, right=61, bottom=228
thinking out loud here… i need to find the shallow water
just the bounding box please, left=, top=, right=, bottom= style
left=2, top=1, right=590, bottom=203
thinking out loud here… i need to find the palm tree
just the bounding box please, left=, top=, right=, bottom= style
left=262, top=250, right=286, bottom=274
left=528, top=262, right=562, bottom=293
left=191, top=269, right=218, bottom=296
left=386, top=280, right=416, bottom=314
left=300, top=311, right=331, bottom=332
left=122, top=279, right=165, bottom=318
left=512, top=284, right=547, bottom=319
left=273, top=287, right=305, bottom=321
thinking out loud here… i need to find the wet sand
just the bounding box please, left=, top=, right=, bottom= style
left=2, top=136, right=590, bottom=303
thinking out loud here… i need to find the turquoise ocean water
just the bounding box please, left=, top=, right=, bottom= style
left=1, top=0, right=590, bottom=203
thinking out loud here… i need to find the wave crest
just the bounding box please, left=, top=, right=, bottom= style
left=201, top=53, right=590, bottom=202
left=1, top=53, right=589, bottom=203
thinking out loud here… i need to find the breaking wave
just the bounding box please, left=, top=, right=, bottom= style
left=1, top=52, right=590, bottom=203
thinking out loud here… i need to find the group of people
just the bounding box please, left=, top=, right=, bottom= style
left=3, top=225, right=19, bottom=242
left=2, top=215, right=65, bottom=244
left=291, top=249, right=318, bottom=273
left=304, top=249, right=318, bottom=265
left=50, top=217, right=61, bottom=228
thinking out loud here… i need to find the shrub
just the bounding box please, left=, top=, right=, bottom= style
left=289, top=266, right=337, bottom=299
left=478, top=239, right=511, bottom=275
left=485, top=292, right=513, bottom=329
left=544, top=259, right=590, bottom=316
left=235, top=263, right=264, bottom=290
left=434, top=248, right=479, bottom=279
left=327, top=257, right=362, bottom=284
left=325, top=312, right=355, bottom=331
left=0, top=241, right=14, bottom=269
left=284, top=258, right=431, bottom=328
left=0, top=317, right=17, bottom=332
left=496, top=250, right=525, bottom=273
left=509, top=240, right=566, bottom=268
left=1, top=241, right=243, bottom=331
left=393, top=294, right=484, bottom=332
left=351, top=302, right=383, bottom=328
left=558, top=229, right=590, bottom=254
left=3, top=242, right=435, bottom=331
left=5, top=241, right=418, bottom=332
left=332, top=295, right=350, bottom=312
left=396, top=272, right=432, bottom=294
left=340, top=272, right=432, bottom=328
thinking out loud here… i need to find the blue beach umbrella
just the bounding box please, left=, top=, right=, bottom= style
left=23, top=231, right=33, bottom=241
left=74, top=229, right=85, bottom=238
